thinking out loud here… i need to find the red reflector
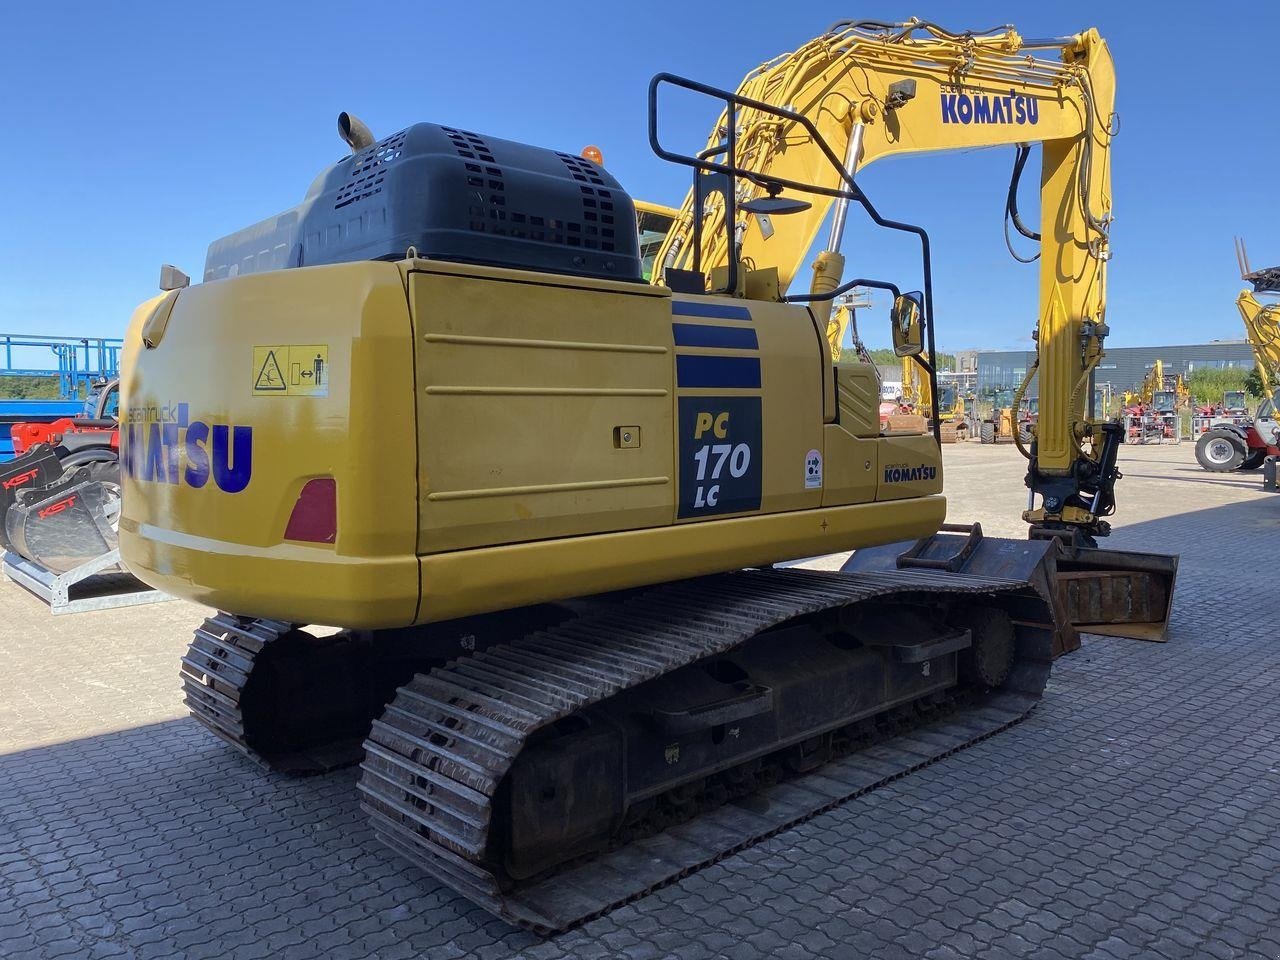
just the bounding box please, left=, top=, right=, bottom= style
left=284, top=478, right=336, bottom=543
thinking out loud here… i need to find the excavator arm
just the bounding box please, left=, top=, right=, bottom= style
left=1235, top=239, right=1280, bottom=406
left=654, top=19, right=1117, bottom=542
left=1238, top=290, right=1280, bottom=404
left=901, top=352, right=931, bottom=416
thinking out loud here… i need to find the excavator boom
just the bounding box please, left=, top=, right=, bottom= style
left=655, top=20, right=1116, bottom=531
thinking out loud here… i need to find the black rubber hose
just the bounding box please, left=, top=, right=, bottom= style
left=1004, top=145, right=1041, bottom=264
left=1007, top=145, right=1040, bottom=241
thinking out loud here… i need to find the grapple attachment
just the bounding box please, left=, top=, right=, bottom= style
left=5, top=467, right=121, bottom=574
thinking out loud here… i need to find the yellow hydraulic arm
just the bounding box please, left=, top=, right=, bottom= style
left=900, top=353, right=931, bottom=416
left=1136, top=360, right=1163, bottom=405
left=653, top=18, right=1119, bottom=541
left=1235, top=238, right=1280, bottom=403
left=1237, top=290, right=1280, bottom=401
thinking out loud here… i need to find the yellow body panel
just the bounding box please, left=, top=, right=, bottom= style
left=119, top=262, right=421, bottom=627
left=120, top=259, right=943, bottom=629
left=408, top=262, right=674, bottom=552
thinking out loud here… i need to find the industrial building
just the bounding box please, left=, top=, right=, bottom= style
left=957, top=341, right=1255, bottom=396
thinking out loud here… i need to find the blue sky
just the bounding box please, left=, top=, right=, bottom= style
left=3, top=0, right=1277, bottom=353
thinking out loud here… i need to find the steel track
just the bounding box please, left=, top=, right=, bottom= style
left=357, top=566, right=1054, bottom=933
left=180, top=612, right=370, bottom=774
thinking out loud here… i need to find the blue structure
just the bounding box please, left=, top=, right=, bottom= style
left=0, top=334, right=122, bottom=460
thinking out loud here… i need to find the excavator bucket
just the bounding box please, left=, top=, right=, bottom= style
left=847, top=525, right=1178, bottom=656
left=5, top=467, right=120, bottom=574
left=0, top=444, right=63, bottom=554
left=1051, top=545, right=1178, bottom=644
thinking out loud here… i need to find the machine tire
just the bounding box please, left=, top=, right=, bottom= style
left=979, top=421, right=995, bottom=445
left=1195, top=430, right=1245, bottom=472
left=58, top=454, right=122, bottom=538
left=1242, top=449, right=1267, bottom=470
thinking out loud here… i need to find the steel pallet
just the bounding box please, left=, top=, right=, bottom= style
left=2, top=548, right=170, bottom=615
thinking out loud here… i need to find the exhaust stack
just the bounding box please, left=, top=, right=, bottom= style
left=338, top=112, right=376, bottom=153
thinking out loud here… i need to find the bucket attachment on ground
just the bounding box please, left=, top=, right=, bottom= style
left=0, top=444, right=64, bottom=553
left=5, top=468, right=121, bottom=575
left=848, top=523, right=1179, bottom=655
left=1050, top=545, right=1178, bottom=643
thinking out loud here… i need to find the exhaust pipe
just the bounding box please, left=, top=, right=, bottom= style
left=338, top=112, right=376, bottom=153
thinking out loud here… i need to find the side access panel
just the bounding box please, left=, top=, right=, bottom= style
left=407, top=260, right=675, bottom=554
left=668, top=298, right=824, bottom=522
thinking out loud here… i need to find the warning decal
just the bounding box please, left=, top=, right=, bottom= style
left=252, top=345, right=328, bottom=397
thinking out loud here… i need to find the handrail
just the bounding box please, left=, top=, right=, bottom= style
left=647, top=71, right=940, bottom=445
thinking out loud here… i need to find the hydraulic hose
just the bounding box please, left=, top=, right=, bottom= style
left=1004, top=145, right=1040, bottom=264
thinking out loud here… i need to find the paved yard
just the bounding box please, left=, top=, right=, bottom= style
left=2, top=443, right=1277, bottom=959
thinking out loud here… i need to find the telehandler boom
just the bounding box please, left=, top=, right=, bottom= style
left=121, top=18, right=1175, bottom=932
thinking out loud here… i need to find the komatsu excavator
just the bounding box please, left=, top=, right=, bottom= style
left=120, top=19, right=1177, bottom=933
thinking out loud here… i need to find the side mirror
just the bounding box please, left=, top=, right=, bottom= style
left=891, top=292, right=924, bottom=357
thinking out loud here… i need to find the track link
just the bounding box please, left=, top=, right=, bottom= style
left=180, top=613, right=368, bottom=773
left=358, top=566, right=1054, bottom=933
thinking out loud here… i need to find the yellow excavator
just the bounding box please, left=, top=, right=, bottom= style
left=120, top=19, right=1177, bottom=933
left=898, top=354, right=968, bottom=441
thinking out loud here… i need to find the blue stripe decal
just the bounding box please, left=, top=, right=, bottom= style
left=676, top=355, right=762, bottom=389
left=671, top=323, right=759, bottom=350
left=671, top=300, right=753, bottom=321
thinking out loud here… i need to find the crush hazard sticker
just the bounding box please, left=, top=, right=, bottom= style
left=252, top=345, right=328, bottom=397
left=677, top=396, right=762, bottom=518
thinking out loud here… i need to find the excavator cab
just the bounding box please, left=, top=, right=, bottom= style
left=634, top=199, right=677, bottom=281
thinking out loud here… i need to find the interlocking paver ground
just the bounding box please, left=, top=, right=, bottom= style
left=1, top=443, right=1277, bottom=959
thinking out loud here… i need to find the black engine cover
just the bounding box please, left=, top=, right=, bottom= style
left=204, top=123, right=642, bottom=284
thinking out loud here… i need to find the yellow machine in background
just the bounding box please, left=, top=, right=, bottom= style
left=121, top=19, right=1176, bottom=932
left=1195, top=238, right=1280, bottom=472
left=899, top=355, right=968, bottom=441
left=1138, top=360, right=1164, bottom=406
left=1235, top=239, right=1280, bottom=402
